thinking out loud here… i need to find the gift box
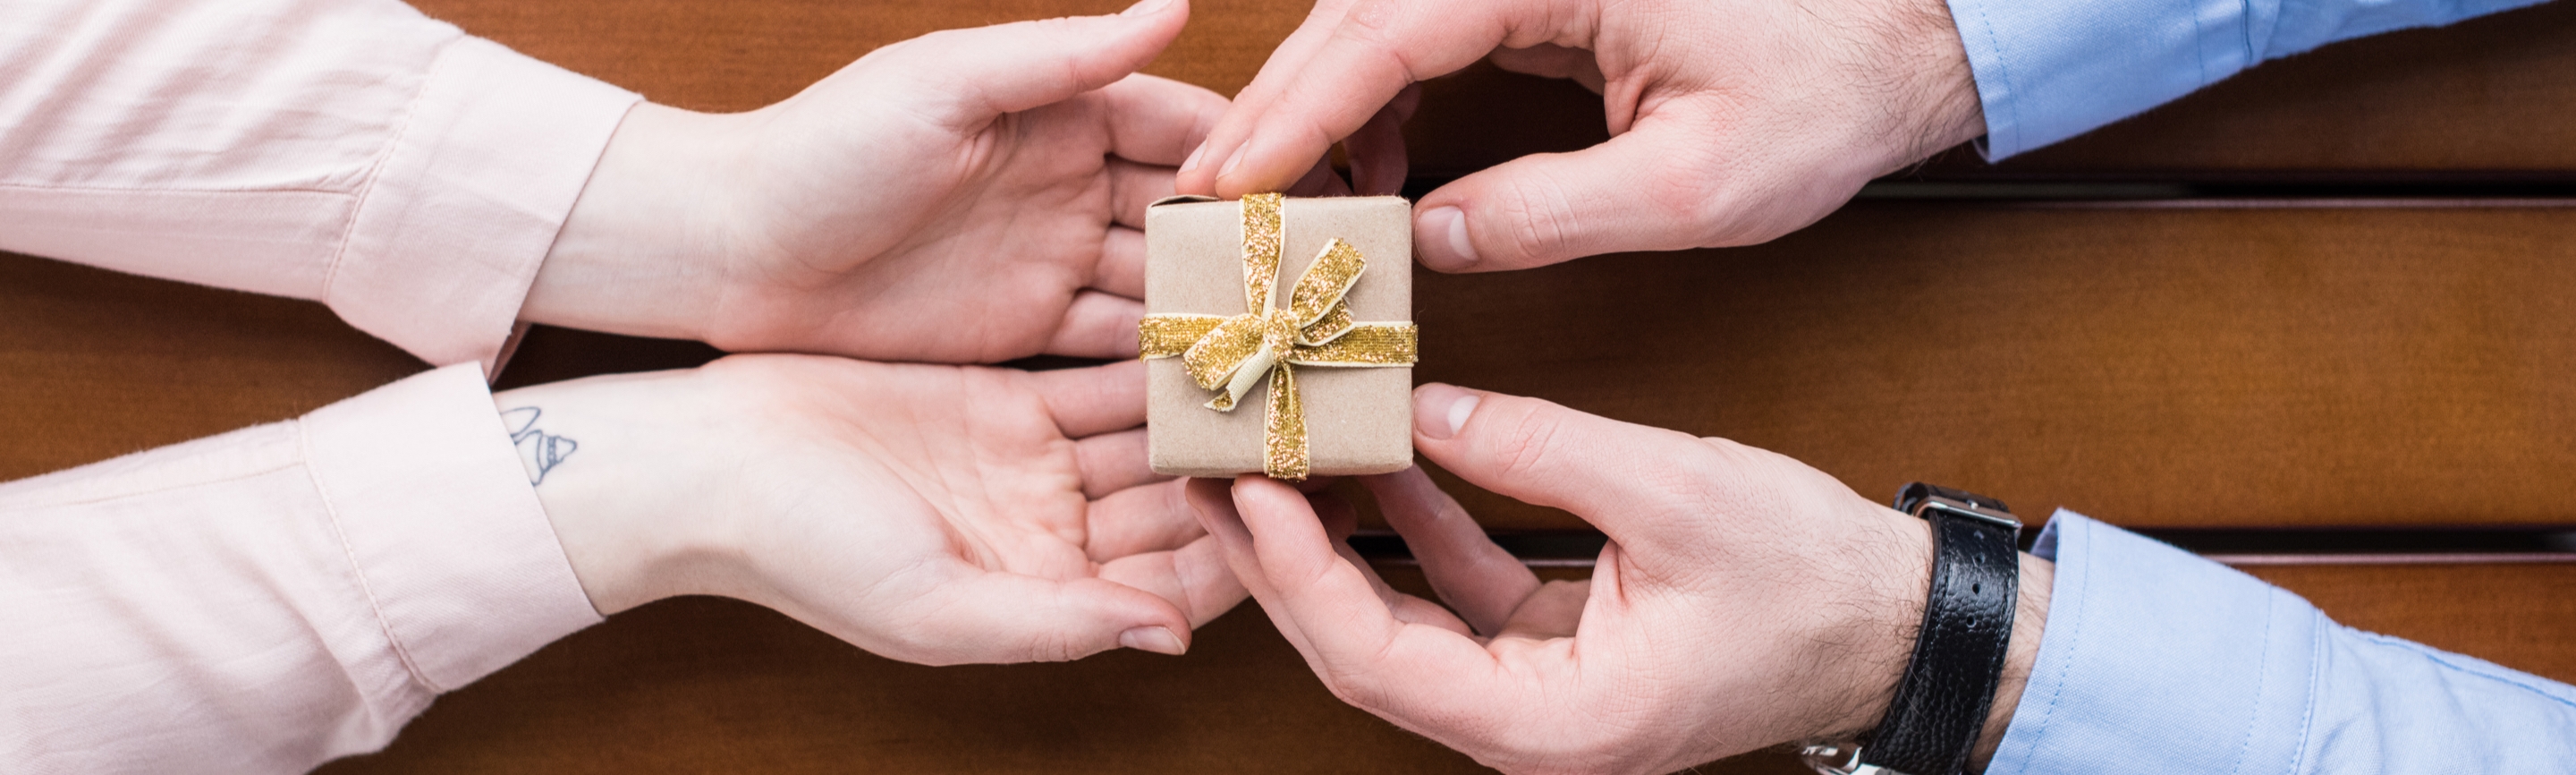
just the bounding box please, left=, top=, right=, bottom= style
left=1140, top=194, right=1417, bottom=480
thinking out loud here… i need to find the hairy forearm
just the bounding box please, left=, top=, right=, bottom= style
left=1877, top=0, right=1990, bottom=167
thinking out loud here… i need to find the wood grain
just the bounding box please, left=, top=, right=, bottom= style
left=2247, top=562, right=2576, bottom=685
left=14, top=198, right=2576, bottom=771
left=1945, top=0, right=2576, bottom=178
left=1411, top=202, right=2576, bottom=531
left=13, top=203, right=2576, bottom=515
left=307, top=560, right=2576, bottom=773
left=0, top=255, right=421, bottom=483
left=410, top=0, right=2576, bottom=179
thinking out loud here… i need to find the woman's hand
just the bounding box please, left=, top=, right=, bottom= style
left=524, top=0, right=1224, bottom=363
left=496, top=355, right=1243, bottom=663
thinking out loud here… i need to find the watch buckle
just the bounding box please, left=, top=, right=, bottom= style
left=1914, top=497, right=2021, bottom=532
left=1798, top=743, right=1910, bottom=775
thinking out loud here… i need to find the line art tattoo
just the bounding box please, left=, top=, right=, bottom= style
left=501, top=406, right=579, bottom=485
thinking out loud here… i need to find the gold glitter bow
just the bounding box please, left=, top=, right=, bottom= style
left=1137, top=193, right=1419, bottom=481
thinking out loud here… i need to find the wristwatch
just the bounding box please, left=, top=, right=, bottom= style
left=1801, top=482, right=2022, bottom=775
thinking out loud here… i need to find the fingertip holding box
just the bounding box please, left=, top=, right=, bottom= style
left=1140, top=194, right=1417, bottom=481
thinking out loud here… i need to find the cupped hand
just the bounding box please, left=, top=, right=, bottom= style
left=499, top=356, right=1244, bottom=664
left=1189, top=384, right=2050, bottom=773
left=1174, top=0, right=1987, bottom=272
left=525, top=0, right=1224, bottom=362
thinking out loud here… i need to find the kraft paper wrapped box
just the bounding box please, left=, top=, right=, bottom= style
left=1140, top=194, right=1417, bottom=480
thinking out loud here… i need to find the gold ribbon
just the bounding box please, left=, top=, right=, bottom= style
left=1138, top=193, right=1418, bottom=481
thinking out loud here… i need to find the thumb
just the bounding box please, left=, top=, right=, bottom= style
left=890, top=564, right=1194, bottom=665
left=1411, top=116, right=1837, bottom=271
left=1407, top=383, right=1716, bottom=552
left=888, top=0, right=1190, bottom=126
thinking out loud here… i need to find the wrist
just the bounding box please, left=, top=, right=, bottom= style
left=1872, top=0, right=1988, bottom=168
left=522, top=102, right=747, bottom=343
left=1817, top=498, right=2050, bottom=774
left=1816, top=506, right=1939, bottom=742
left=494, top=368, right=745, bottom=615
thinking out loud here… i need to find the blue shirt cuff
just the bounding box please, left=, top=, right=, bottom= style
left=1944, top=0, right=2550, bottom=159
left=1987, top=510, right=2322, bottom=773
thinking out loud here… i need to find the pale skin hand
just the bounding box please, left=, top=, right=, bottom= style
left=1174, top=0, right=1988, bottom=272
left=1190, top=384, right=2050, bottom=774
left=523, top=0, right=1225, bottom=363
left=494, top=356, right=1246, bottom=663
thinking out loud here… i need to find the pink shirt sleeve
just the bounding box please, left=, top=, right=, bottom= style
left=0, top=364, right=603, bottom=772
left=0, top=0, right=641, bottom=374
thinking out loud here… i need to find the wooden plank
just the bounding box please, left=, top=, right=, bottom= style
left=1412, top=2, right=2576, bottom=179
left=311, top=598, right=1509, bottom=774
left=0, top=255, right=421, bottom=482
left=309, top=560, right=2576, bottom=772
left=2246, top=562, right=2576, bottom=685
left=414, top=0, right=2576, bottom=179
left=309, top=567, right=1815, bottom=774
left=1411, top=202, right=2576, bottom=530
left=12, top=203, right=2576, bottom=520
left=407, top=0, right=1294, bottom=112
left=1939, top=0, right=2576, bottom=179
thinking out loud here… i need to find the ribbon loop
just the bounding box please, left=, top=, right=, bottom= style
left=1139, top=193, right=1418, bottom=480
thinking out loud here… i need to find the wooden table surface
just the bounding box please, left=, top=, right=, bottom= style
left=4, top=0, right=2572, bottom=771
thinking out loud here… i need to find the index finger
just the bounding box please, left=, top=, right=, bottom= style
left=1197, top=0, right=1586, bottom=198
left=1224, top=476, right=1538, bottom=725
left=1099, top=73, right=1230, bottom=166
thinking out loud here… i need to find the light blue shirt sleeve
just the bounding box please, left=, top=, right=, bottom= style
left=1986, top=511, right=2576, bottom=773
left=1944, top=0, right=2555, bottom=158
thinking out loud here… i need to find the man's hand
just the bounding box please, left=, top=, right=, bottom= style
left=523, top=0, right=1222, bottom=363
left=1189, top=384, right=2050, bottom=773
left=1174, top=0, right=1987, bottom=272
left=498, top=356, right=1243, bottom=663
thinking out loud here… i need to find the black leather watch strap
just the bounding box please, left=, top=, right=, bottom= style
left=1858, top=483, right=2021, bottom=775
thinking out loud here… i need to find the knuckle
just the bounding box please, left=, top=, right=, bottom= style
left=1492, top=175, right=1579, bottom=261
left=1486, top=404, right=1568, bottom=480
left=1340, top=0, right=1403, bottom=35
left=1321, top=671, right=1390, bottom=712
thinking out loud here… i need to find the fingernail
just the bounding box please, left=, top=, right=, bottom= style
left=1216, top=143, right=1248, bottom=182
left=1414, top=383, right=1479, bottom=440
left=1180, top=142, right=1208, bottom=174
left=1119, top=626, right=1187, bottom=655
left=1121, top=0, right=1173, bottom=16
left=1420, top=206, right=1479, bottom=268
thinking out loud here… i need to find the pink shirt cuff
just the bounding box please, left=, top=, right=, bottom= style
left=327, top=38, right=639, bottom=377
left=302, top=363, right=603, bottom=693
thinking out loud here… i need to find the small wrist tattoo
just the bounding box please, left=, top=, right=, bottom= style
left=500, top=406, right=579, bottom=486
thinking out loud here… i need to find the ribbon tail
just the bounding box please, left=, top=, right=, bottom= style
left=1262, top=363, right=1309, bottom=481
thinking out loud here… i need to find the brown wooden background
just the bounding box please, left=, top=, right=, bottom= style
left=2, top=0, right=2572, bottom=771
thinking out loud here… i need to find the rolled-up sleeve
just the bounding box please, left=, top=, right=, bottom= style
left=1943, top=0, right=2552, bottom=159
left=1988, top=511, right=2576, bottom=773
left=0, top=0, right=640, bottom=374
left=0, top=365, right=600, bottom=773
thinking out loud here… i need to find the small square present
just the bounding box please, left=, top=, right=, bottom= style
left=1140, top=194, right=1417, bottom=480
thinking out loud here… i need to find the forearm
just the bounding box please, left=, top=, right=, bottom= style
left=0, top=366, right=596, bottom=772
left=0, top=0, right=636, bottom=370
left=521, top=103, right=743, bottom=345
